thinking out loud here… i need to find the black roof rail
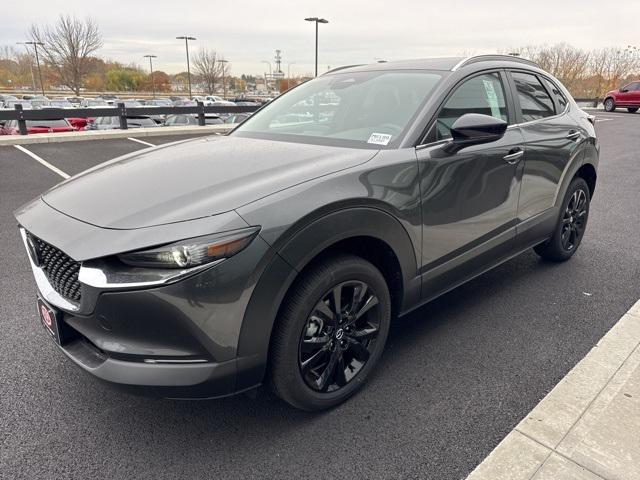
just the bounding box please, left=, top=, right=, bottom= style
left=452, top=55, right=540, bottom=71
left=323, top=64, right=365, bottom=75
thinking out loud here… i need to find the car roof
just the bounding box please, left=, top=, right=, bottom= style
left=326, top=55, right=540, bottom=74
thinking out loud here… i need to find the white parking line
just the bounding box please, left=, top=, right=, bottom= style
left=127, top=137, right=156, bottom=147
left=13, top=145, right=70, bottom=179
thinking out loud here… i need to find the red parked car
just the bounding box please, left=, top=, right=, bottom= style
left=0, top=118, right=76, bottom=135
left=603, top=81, right=640, bottom=112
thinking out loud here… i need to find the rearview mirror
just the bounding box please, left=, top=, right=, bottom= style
left=442, top=113, right=507, bottom=153
left=620, top=88, right=629, bottom=93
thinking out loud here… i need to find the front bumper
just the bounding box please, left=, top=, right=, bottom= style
left=16, top=199, right=282, bottom=398
left=57, top=336, right=240, bottom=399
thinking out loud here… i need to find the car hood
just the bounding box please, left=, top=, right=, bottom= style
left=42, top=136, right=377, bottom=229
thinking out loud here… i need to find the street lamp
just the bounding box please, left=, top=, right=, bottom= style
left=304, top=17, right=328, bottom=77
left=219, top=59, right=229, bottom=99
left=143, top=54, right=157, bottom=99
left=17, top=41, right=45, bottom=96
left=176, top=36, right=196, bottom=99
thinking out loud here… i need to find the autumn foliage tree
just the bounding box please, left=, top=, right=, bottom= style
left=506, top=44, right=640, bottom=97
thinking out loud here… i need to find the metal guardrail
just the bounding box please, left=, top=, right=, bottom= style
left=0, top=102, right=260, bottom=135
left=574, top=98, right=601, bottom=107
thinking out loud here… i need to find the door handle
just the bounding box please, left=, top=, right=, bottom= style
left=503, top=147, right=524, bottom=165
left=566, top=130, right=581, bottom=140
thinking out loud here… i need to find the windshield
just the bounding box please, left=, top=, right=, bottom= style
left=234, top=70, right=443, bottom=148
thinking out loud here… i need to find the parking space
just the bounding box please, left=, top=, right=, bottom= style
left=9, top=133, right=213, bottom=177
left=1, top=111, right=639, bottom=479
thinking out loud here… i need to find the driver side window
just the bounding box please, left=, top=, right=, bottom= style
left=436, top=73, right=508, bottom=141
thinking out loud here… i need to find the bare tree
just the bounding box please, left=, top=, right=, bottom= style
left=589, top=47, right=640, bottom=94
left=193, top=48, right=230, bottom=94
left=29, top=15, right=102, bottom=95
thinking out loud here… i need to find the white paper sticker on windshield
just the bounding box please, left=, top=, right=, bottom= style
left=367, top=133, right=392, bottom=145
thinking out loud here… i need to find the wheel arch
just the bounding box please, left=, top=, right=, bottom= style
left=234, top=207, right=420, bottom=391
left=574, top=163, right=597, bottom=198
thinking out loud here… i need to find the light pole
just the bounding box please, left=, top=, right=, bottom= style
left=304, top=17, right=328, bottom=77
left=287, top=62, right=296, bottom=89
left=219, top=59, right=229, bottom=99
left=143, top=54, right=157, bottom=98
left=18, top=41, right=45, bottom=96
left=176, top=36, right=196, bottom=98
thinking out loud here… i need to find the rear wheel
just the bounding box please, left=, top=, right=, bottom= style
left=269, top=254, right=391, bottom=411
left=628, top=107, right=639, bottom=113
left=603, top=98, right=615, bottom=112
left=534, top=177, right=590, bottom=262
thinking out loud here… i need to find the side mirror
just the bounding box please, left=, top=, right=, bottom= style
left=442, top=113, right=507, bottom=153
left=620, top=88, right=628, bottom=93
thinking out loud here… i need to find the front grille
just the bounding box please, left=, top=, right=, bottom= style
left=30, top=234, right=82, bottom=302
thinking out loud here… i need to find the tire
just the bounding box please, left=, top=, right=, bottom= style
left=269, top=254, right=391, bottom=411
left=534, top=177, right=590, bottom=262
left=627, top=107, right=639, bottom=113
left=603, top=98, right=615, bottom=112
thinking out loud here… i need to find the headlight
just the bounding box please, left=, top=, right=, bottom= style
left=118, top=227, right=260, bottom=269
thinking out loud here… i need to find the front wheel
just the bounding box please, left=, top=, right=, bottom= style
left=628, top=107, right=639, bottom=113
left=603, top=98, right=615, bottom=112
left=534, top=177, right=590, bottom=262
left=269, top=254, right=391, bottom=411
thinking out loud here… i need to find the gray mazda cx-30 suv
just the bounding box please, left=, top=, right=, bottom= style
left=16, top=55, right=598, bottom=410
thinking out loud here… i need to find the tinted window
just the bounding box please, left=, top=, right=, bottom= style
left=541, top=78, right=568, bottom=112
left=512, top=72, right=555, bottom=122
left=435, top=72, right=507, bottom=141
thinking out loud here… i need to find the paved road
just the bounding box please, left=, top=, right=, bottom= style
left=1, top=115, right=639, bottom=480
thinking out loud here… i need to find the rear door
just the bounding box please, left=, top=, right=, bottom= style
left=508, top=70, right=581, bottom=229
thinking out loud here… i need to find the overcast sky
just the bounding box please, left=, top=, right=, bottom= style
left=3, top=0, right=639, bottom=76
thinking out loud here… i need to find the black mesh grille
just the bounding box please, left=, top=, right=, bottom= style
left=31, top=234, right=82, bottom=302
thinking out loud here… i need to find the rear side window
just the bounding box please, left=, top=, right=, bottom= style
left=541, top=77, right=568, bottom=112
left=511, top=72, right=555, bottom=122
left=435, top=72, right=508, bottom=141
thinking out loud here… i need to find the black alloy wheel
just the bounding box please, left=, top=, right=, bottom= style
left=534, top=177, right=591, bottom=262
left=269, top=254, right=391, bottom=411
left=299, top=280, right=381, bottom=392
left=560, top=188, right=588, bottom=252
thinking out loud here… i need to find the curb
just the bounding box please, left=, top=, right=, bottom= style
left=0, top=125, right=233, bottom=146
left=467, top=299, right=640, bottom=480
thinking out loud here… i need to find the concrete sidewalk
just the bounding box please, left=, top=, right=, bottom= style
left=467, top=300, right=640, bottom=480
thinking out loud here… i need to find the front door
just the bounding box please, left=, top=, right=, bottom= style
left=416, top=71, right=524, bottom=299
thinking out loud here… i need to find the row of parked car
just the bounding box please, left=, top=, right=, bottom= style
left=0, top=93, right=258, bottom=135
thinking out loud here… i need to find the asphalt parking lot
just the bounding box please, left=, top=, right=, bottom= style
left=1, top=112, right=639, bottom=480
